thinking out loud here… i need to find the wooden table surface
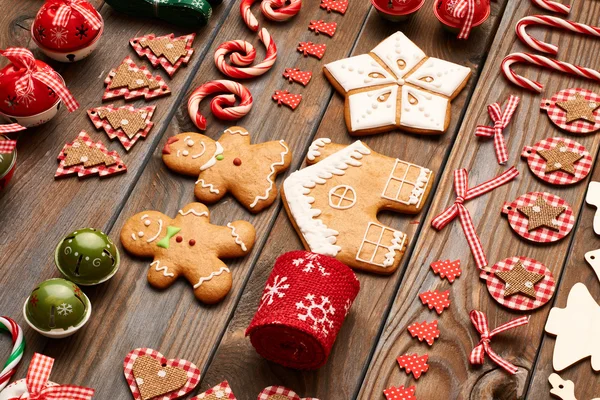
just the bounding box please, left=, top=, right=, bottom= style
left=2, top=0, right=600, bottom=399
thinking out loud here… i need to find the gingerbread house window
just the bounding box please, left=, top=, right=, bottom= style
left=329, top=185, right=357, bottom=210
left=356, top=222, right=406, bottom=267
left=382, top=159, right=428, bottom=207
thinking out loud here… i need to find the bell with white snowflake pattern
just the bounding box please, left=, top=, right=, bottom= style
left=23, top=278, right=92, bottom=339
left=32, top=0, right=104, bottom=62
left=433, top=0, right=490, bottom=38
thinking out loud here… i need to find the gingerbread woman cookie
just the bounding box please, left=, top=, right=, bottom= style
left=282, top=138, right=434, bottom=274
left=120, top=203, right=256, bottom=304
left=162, top=127, right=292, bottom=213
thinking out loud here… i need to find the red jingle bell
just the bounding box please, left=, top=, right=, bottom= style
left=32, top=0, right=103, bottom=62
left=433, top=0, right=490, bottom=38
left=0, top=48, right=79, bottom=126
left=371, top=0, right=425, bottom=21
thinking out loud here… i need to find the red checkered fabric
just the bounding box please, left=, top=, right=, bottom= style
left=55, top=130, right=127, bottom=179
left=0, top=139, right=17, bottom=154
left=541, top=88, right=600, bottom=135
left=190, top=381, right=237, bottom=400
left=258, top=386, right=319, bottom=400
left=521, top=137, right=592, bottom=185
left=53, top=0, right=103, bottom=30
left=453, top=0, right=475, bottom=39
left=476, top=95, right=520, bottom=165
left=0, top=48, right=79, bottom=112
left=480, top=256, right=556, bottom=311
left=123, top=348, right=200, bottom=400
left=130, top=33, right=196, bottom=77
left=87, top=105, right=155, bottom=151
left=103, top=56, right=171, bottom=102
left=0, top=124, right=25, bottom=135
left=23, top=353, right=94, bottom=399
left=469, top=310, right=529, bottom=374
left=502, top=191, right=574, bottom=243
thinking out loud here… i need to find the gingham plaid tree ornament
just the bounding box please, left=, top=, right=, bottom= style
left=190, top=381, right=237, bottom=400
left=130, top=33, right=195, bottom=77
left=88, top=105, right=155, bottom=151
left=257, top=386, right=319, bottom=400
left=103, top=57, right=171, bottom=102
left=541, top=88, right=600, bottom=134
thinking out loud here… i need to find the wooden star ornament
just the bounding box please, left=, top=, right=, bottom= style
left=537, top=141, right=583, bottom=175
left=495, top=261, right=544, bottom=298
left=517, top=197, right=566, bottom=231
left=556, top=93, right=600, bottom=123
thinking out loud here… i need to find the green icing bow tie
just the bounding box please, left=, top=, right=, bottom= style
left=156, top=226, right=182, bottom=249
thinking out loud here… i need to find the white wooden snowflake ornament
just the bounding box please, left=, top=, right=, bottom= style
left=324, top=31, right=471, bottom=135
left=545, top=282, right=600, bottom=371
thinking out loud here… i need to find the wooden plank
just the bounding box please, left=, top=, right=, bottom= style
left=358, top=1, right=600, bottom=399
left=0, top=0, right=235, bottom=387
left=196, top=2, right=511, bottom=399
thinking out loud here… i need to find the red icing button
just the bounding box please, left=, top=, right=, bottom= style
left=189, top=239, right=196, bottom=246
left=176, top=236, right=183, bottom=243
left=233, top=158, right=242, bottom=166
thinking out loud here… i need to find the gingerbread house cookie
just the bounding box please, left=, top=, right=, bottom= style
left=282, top=139, right=434, bottom=274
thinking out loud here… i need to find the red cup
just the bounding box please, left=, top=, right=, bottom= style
left=433, top=0, right=490, bottom=34
left=372, top=0, right=425, bottom=21
left=0, top=135, right=17, bottom=190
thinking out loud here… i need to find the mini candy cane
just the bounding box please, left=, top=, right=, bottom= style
left=240, top=0, right=302, bottom=31
left=531, top=0, right=570, bottom=15
left=516, top=15, right=600, bottom=54
left=0, top=317, right=24, bottom=391
left=502, top=52, right=600, bottom=93
left=214, top=28, right=277, bottom=79
left=188, top=80, right=253, bottom=130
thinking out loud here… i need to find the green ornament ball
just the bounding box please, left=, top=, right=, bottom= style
left=24, top=278, right=90, bottom=335
left=55, top=228, right=119, bottom=285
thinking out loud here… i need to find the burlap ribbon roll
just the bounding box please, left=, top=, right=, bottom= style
left=246, top=251, right=360, bottom=370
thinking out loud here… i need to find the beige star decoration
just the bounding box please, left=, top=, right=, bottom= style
left=495, top=261, right=544, bottom=298
left=518, top=197, right=566, bottom=231
left=537, top=141, right=583, bottom=175
left=556, top=93, right=600, bottom=124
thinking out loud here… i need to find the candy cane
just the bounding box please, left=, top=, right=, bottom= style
left=240, top=0, right=302, bottom=31
left=188, top=80, right=253, bottom=130
left=214, top=28, right=277, bottom=79
left=516, top=15, right=600, bottom=54
left=0, top=317, right=24, bottom=392
left=501, top=53, right=600, bottom=93
left=531, top=0, right=570, bottom=15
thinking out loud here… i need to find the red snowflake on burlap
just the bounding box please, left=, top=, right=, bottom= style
left=383, top=385, right=417, bottom=400
left=309, top=20, right=337, bottom=37
left=408, top=320, right=440, bottom=346
left=283, top=68, right=312, bottom=86
left=419, top=290, right=451, bottom=315
left=430, top=259, right=461, bottom=283
left=273, top=90, right=302, bottom=110
left=397, top=353, right=429, bottom=379
left=297, top=42, right=326, bottom=59
left=320, top=0, right=348, bottom=14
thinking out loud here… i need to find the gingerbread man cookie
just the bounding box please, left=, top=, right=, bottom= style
left=120, top=203, right=256, bottom=304
left=282, top=138, right=434, bottom=274
left=162, top=127, right=292, bottom=213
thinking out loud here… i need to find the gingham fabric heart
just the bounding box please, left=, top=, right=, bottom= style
left=257, top=386, right=319, bottom=400
left=123, top=348, right=200, bottom=400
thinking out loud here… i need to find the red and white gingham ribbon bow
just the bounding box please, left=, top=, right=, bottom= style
left=0, top=48, right=79, bottom=112
left=0, top=139, right=18, bottom=154
left=53, top=0, right=102, bottom=30
left=9, top=353, right=95, bottom=400
left=475, top=95, right=520, bottom=165
left=469, top=310, right=530, bottom=374
left=431, top=167, right=519, bottom=269
left=453, top=0, right=475, bottom=39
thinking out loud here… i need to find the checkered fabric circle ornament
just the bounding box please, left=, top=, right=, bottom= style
left=502, top=192, right=574, bottom=243
left=541, top=88, right=600, bottom=134
left=123, top=348, right=200, bottom=400
left=521, top=137, right=592, bottom=185
left=480, top=256, right=555, bottom=311
left=258, top=386, right=319, bottom=400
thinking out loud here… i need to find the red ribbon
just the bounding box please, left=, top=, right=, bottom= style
left=475, top=95, right=520, bottom=165
left=452, top=0, right=475, bottom=39
left=0, top=48, right=79, bottom=112
left=8, top=353, right=94, bottom=400
left=431, top=167, right=519, bottom=269
left=469, top=310, right=530, bottom=374
left=52, top=0, right=103, bottom=30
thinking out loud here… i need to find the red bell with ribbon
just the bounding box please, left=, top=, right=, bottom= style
left=0, top=353, right=95, bottom=400
left=371, top=0, right=425, bottom=21
left=32, top=0, right=103, bottom=62
left=0, top=48, right=78, bottom=126
left=433, top=0, right=490, bottom=39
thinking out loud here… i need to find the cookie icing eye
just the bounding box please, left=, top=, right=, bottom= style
left=182, top=150, right=189, bottom=156
left=187, top=139, right=194, bottom=147
left=138, top=231, right=144, bottom=237
left=144, top=219, right=151, bottom=226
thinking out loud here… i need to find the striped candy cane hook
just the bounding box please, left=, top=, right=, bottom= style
left=0, top=317, right=25, bottom=392
left=531, top=0, right=570, bottom=15
left=516, top=15, right=600, bottom=54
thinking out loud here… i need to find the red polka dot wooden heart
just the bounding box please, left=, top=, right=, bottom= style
left=502, top=192, right=574, bottom=243
left=521, top=137, right=592, bottom=185
left=257, top=386, right=319, bottom=400
left=480, top=256, right=556, bottom=311
left=541, top=88, right=600, bottom=135
left=123, top=348, right=200, bottom=400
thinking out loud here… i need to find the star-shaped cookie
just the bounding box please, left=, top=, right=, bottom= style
left=518, top=197, right=566, bottom=231
left=556, top=93, right=600, bottom=123
left=537, top=141, right=583, bottom=175
left=495, top=261, right=544, bottom=298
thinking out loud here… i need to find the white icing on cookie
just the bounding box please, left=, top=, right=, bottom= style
left=193, top=267, right=230, bottom=289
left=307, top=138, right=332, bottom=161
left=409, top=168, right=431, bottom=206
left=405, top=57, right=471, bottom=97
left=192, top=142, right=206, bottom=159
left=400, top=86, right=447, bottom=131
left=151, top=260, right=175, bottom=277
left=145, top=218, right=163, bottom=243
left=224, top=127, right=248, bottom=135
left=381, top=159, right=431, bottom=208
left=371, top=31, right=426, bottom=79
left=250, top=140, right=289, bottom=208
left=325, top=54, right=395, bottom=92
left=196, top=179, right=219, bottom=194
left=283, top=141, right=371, bottom=256
left=199, top=142, right=224, bottom=171
left=349, top=86, right=398, bottom=131
left=384, top=231, right=406, bottom=267
left=178, top=209, right=209, bottom=217
left=227, top=223, right=248, bottom=251
left=328, top=185, right=357, bottom=210
left=355, top=222, right=406, bottom=268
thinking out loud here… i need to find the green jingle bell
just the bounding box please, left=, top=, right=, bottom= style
left=55, top=228, right=119, bottom=285
left=23, top=278, right=91, bottom=339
